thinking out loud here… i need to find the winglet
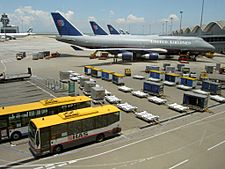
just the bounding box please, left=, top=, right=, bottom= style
left=90, top=21, right=108, bottom=35
left=51, top=12, right=83, bottom=36
left=107, top=24, right=120, bottom=35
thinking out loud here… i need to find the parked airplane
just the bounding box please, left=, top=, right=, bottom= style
left=0, top=27, right=34, bottom=39
left=107, top=24, right=120, bottom=35
left=90, top=21, right=108, bottom=35
left=90, top=21, right=128, bottom=36
left=51, top=12, right=215, bottom=61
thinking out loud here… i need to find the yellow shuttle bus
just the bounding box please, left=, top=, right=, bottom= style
left=28, top=105, right=121, bottom=156
left=0, top=96, right=92, bottom=140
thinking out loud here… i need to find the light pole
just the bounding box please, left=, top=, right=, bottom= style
left=200, top=0, right=205, bottom=36
left=170, top=17, right=173, bottom=34
left=142, top=25, right=145, bottom=35
left=162, top=22, right=165, bottom=35
left=179, top=11, right=183, bottom=33
left=149, top=24, right=151, bottom=35
left=165, top=20, right=168, bottom=35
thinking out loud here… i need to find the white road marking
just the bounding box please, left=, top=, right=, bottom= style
left=46, top=166, right=55, bottom=169
left=67, top=160, right=78, bottom=164
left=57, top=162, right=67, bottom=167
left=207, top=140, right=225, bottom=151
left=27, top=81, right=56, bottom=98
left=168, top=159, right=189, bottom=169
left=199, top=129, right=207, bottom=146
left=0, top=60, right=7, bottom=72
left=33, top=167, right=43, bottom=169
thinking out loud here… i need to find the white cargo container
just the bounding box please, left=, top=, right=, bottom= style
left=79, top=76, right=90, bottom=88
left=83, top=81, right=96, bottom=95
left=91, top=86, right=105, bottom=101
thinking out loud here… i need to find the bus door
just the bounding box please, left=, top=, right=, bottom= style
left=40, top=127, right=51, bottom=154
left=0, top=116, right=8, bottom=140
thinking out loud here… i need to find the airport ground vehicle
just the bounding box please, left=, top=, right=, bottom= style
left=124, top=68, right=131, bottom=76
left=0, top=96, right=92, bottom=140
left=16, top=52, right=26, bottom=60
left=0, top=67, right=32, bottom=83
left=28, top=105, right=121, bottom=156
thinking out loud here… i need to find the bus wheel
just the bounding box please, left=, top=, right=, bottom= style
left=96, top=134, right=104, bottom=142
left=11, top=132, right=22, bottom=140
left=54, top=145, right=63, bottom=154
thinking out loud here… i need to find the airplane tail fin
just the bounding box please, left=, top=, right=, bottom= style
left=89, top=21, right=108, bottom=35
left=51, top=12, right=83, bottom=36
left=27, top=27, right=33, bottom=33
left=107, top=24, right=120, bottom=35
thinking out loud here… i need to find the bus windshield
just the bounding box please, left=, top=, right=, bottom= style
left=28, top=121, right=36, bottom=142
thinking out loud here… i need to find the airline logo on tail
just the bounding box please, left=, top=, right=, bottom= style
left=93, top=24, right=98, bottom=31
left=57, top=20, right=64, bottom=27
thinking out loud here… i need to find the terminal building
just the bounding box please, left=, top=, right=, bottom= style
left=173, top=21, right=225, bottom=53
left=0, top=13, right=19, bottom=33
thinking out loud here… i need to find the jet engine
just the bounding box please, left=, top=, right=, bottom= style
left=141, top=52, right=159, bottom=60
left=117, top=51, right=133, bottom=61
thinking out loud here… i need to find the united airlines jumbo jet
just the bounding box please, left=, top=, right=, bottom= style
left=51, top=12, right=215, bottom=61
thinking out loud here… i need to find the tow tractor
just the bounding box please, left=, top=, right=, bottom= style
left=178, top=51, right=197, bottom=62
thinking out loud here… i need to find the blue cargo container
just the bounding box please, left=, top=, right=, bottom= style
left=91, top=67, right=102, bottom=78
left=143, top=81, right=164, bottom=96
left=177, top=64, right=185, bottom=71
left=183, top=91, right=208, bottom=111
left=180, top=76, right=197, bottom=88
left=149, top=70, right=164, bottom=80
left=164, top=73, right=180, bottom=84
left=201, top=81, right=221, bottom=95
left=163, top=63, right=171, bottom=70
left=101, top=70, right=114, bottom=81
left=84, top=66, right=93, bottom=75
left=145, top=65, right=160, bottom=73
left=112, top=73, right=124, bottom=85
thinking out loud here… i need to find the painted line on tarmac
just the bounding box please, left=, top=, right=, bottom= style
left=0, top=60, right=7, bottom=72
left=207, top=140, right=225, bottom=151
left=27, top=81, right=56, bottom=98
left=168, top=159, right=189, bottom=169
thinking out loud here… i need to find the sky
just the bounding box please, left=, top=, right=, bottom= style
left=0, top=0, right=225, bottom=34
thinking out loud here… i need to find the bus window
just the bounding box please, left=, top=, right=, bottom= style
left=41, top=109, right=48, bottom=116
left=40, top=128, right=50, bottom=151
left=21, top=112, right=29, bottom=126
left=0, top=117, right=7, bottom=128
left=35, top=130, right=40, bottom=147
left=36, top=110, right=41, bottom=117
left=67, top=104, right=74, bottom=110
left=51, top=123, right=67, bottom=139
left=9, top=113, right=21, bottom=128
left=28, top=121, right=36, bottom=141
left=82, top=117, right=95, bottom=131
left=68, top=120, right=83, bottom=134
left=61, top=105, right=68, bottom=112
left=48, top=107, right=57, bottom=115
left=96, top=115, right=107, bottom=128
left=29, top=111, right=35, bottom=118
left=77, top=101, right=91, bottom=109
left=107, top=112, right=120, bottom=125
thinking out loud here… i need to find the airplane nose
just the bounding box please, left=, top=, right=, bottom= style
left=205, top=42, right=215, bottom=52
left=209, top=44, right=215, bottom=52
